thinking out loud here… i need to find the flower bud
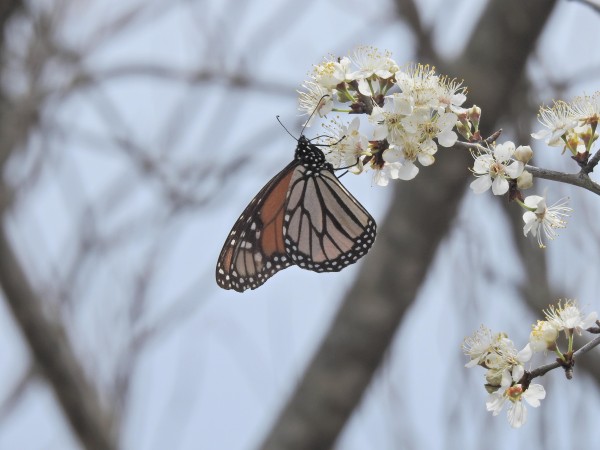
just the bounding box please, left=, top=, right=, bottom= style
left=468, top=105, right=481, bottom=127
left=514, top=145, right=533, bottom=164
left=485, top=368, right=503, bottom=387
left=456, top=121, right=471, bottom=140
left=516, top=170, right=533, bottom=190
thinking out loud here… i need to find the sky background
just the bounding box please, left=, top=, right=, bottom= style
left=1, top=0, right=600, bottom=449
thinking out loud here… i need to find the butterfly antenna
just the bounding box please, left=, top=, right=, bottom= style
left=300, top=94, right=330, bottom=137
left=276, top=115, right=298, bottom=141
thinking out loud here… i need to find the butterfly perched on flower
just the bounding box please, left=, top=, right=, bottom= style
left=216, top=107, right=376, bottom=292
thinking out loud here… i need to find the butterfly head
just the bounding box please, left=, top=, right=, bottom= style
left=296, top=135, right=327, bottom=171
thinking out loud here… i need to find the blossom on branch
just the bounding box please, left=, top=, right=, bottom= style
left=529, top=320, right=559, bottom=352
left=543, top=300, right=598, bottom=335
left=521, top=195, right=572, bottom=248
left=485, top=366, right=546, bottom=429
left=469, top=141, right=524, bottom=195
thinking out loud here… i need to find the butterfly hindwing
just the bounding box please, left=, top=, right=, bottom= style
left=283, top=165, right=376, bottom=272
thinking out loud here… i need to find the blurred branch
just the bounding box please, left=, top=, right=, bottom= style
left=0, top=205, right=117, bottom=450
left=0, top=0, right=22, bottom=31
left=393, top=0, right=437, bottom=60
left=567, top=0, right=600, bottom=13
left=0, top=364, right=35, bottom=425
left=65, top=64, right=295, bottom=98
left=259, top=1, right=558, bottom=449
left=0, top=3, right=116, bottom=449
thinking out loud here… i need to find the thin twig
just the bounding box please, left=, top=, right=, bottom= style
left=528, top=334, right=600, bottom=379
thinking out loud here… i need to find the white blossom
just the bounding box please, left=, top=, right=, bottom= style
left=369, top=95, right=413, bottom=144
left=382, top=134, right=435, bottom=180
left=395, top=64, right=441, bottom=112
left=470, top=142, right=524, bottom=195
left=437, top=76, right=467, bottom=114
left=570, top=92, right=600, bottom=125
left=486, top=367, right=546, bottom=428
left=543, top=300, right=598, bottom=335
left=522, top=195, right=572, bottom=248
left=312, top=56, right=352, bottom=89
left=349, top=46, right=396, bottom=82
left=531, top=100, right=577, bottom=146
left=323, top=117, right=369, bottom=171
left=462, top=325, right=500, bottom=368
left=402, top=109, right=458, bottom=150
left=297, top=81, right=333, bottom=125
left=371, top=161, right=402, bottom=186
left=529, top=320, right=559, bottom=352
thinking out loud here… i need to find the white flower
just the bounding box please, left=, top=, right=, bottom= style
left=529, top=320, right=559, bottom=352
left=531, top=100, right=577, bottom=146
left=486, top=367, right=546, bottom=428
left=382, top=134, right=436, bottom=180
left=522, top=195, right=572, bottom=248
left=437, top=76, right=467, bottom=114
left=371, top=161, right=402, bottom=186
left=369, top=95, right=413, bottom=144
left=395, top=64, right=441, bottom=112
left=470, top=142, right=524, bottom=195
left=569, top=92, right=600, bottom=126
left=462, top=325, right=498, bottom=368
left=323, top=117, right=369, bottom=170
left=543, top=300, right=598, bottom=335
left=297, top=81, right=333, bottom=125
left=312, top=56, right=352, bottom=89
left=402, top=109, right=458, bottom=150
left=349, top=46, right=396, bottom=81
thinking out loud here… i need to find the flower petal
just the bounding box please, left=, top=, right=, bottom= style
left=470, top=175, right=492, bottom=194
left=507, top=401, right=527, bottom=428
left=491, top=176, right=509, bottom=195
left=397, top=161, right=419, bottom=180
left=523, top=384, right=546, bottom=407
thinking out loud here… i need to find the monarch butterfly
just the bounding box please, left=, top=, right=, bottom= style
left=216, top=122, right=376, bottom=292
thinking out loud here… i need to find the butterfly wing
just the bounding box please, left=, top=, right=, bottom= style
left=216, top=161, right=299, bottom=292
left=283, top=166, right=376, bottom=271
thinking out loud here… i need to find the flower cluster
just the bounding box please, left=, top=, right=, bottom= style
left=298, top=48, right=595, bottom=249
left=532, top=93, right=600, bottom=163
left=463, top=326, right=544, bottom=428
left=464, top=301, right=598, bottom=428
left=534, top=300, right=598, bottom=349
left=297, top=47, right=468, bottom=186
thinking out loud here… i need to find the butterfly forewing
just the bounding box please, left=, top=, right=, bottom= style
left=216, top=162, right=297, bottom=292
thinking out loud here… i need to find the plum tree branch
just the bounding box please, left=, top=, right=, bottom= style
left=455, top=140, right=600, bottom=196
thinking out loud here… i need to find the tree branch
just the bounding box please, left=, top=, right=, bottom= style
left=454, top=140, right=600, bottom=196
